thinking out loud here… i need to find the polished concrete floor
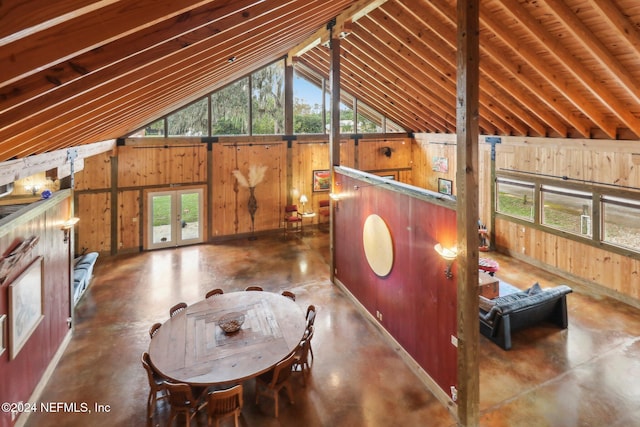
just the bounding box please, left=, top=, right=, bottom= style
left=23, top=229, right=640, bottom=427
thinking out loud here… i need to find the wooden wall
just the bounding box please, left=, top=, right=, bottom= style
left=74, top=134, right=413, bottom=252
left=0, top=191, right=73, bottom=427
left=413, top=132, right=640, bottom=306
left=333, top=169, right=458, bottom=400
left=73, top=132, right=640, bottom=306
left=493, top=137, right=640, bottom=305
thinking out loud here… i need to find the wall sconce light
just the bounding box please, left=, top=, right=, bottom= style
left=25, top=184, right=40, bottom=195
left=299, top=194, right=308, bottom=213
left=329, top=193, right=340, bottom=209
left=61, top=217, right=80, bottom=243
left=434, top=243, right=457, bottom=279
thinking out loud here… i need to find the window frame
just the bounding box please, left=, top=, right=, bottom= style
left=495, top=171, right=640, bottom=260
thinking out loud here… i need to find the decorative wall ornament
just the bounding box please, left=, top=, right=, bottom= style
left=232, top=165, right=267, bottom=238
left=9, top=256, right=44, bottom=359
left=0, top=235, right=40, bottom=284
left=362, top=214, right=394, bottom=277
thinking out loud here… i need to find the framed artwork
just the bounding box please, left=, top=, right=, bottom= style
left=0, top=314, right=5, bottom=357
left=432, top=156, right=449, bottom=173
left=438, top=178, right=453, bottom=196
left=312, top=170, right=331, bottom=192
left=9, top=256, right=44, bottom=359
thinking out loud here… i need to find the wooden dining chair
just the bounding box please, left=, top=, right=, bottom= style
left=281, top=290, right=296, bottom=301
left=141, top=352, right=168, bottom=421
left=169, top=302, right=187, bottom=317
left=205, top=288, right=224, bottom=299
left=292, top=325, right=314, bottom=386
left=206, top=384, right=243, bottom=427
left=148, top=322, right=162, bottom=339
left=305, top=304, right=316, bottom=328
left=245, top=285, right=263, bottom=292
left=255, top=352, right=297, bottom=417
left=165, top=382, right=206, bottom=427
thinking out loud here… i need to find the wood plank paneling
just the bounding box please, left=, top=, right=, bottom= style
left=0, top=193, right=72, bottom=426
left=117, top=143, right=207, bottom=188
left=211, top=141, right=286, bottom=236
left=75, top=151, right=112, bottom=191
left=357, top=137, right=411, bottom=171
left=334, top=170, right=457, bottom=398
left=77, top=192, right=111, bottom=253
left=117, top=190, right=141, bottom=251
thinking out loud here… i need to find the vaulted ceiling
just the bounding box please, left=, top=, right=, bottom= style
left=1, top=0, right=639, bottom=163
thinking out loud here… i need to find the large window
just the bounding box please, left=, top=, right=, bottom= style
left=496, top=178, right=535, bottom=221
left=541, top=185, right=592, bottom=237
left=168, top=98, right=208, bottom=136
left=141, top=119, right=164, bottom=137
left=251, top=62, right=284, bottom=135
left=293, top=70, right=324, bottom=134
left=357, top=101, right=383, bottom=133
left=602, top=196, right=640, bottom=251
left=129, top=60, right=405, bottom=138
left=496, top=174, right=640, bottom=257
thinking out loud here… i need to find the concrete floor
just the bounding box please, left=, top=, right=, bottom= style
left=23, top=229, right=640, bottom=426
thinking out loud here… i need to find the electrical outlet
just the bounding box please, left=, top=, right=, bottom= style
left=451, top=335, right=458, bottom=347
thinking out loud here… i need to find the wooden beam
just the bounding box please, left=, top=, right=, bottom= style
left=0, top=0, right=119, bottom=46
left=0, top=140, right=115, bottom=187
left=0, top=0, right=335, bottom=159
left=328, top=34, right=341, bottom=285
left=544, top=0, right=640, bottom=106
left=421, top=0, right=573, bottom=137
left=482, top=4, right=613, bottom=138
left=382, top=2, right=524, bottom=135
left=289, top=0, right=388, bottom=58
left=0, top=0, right=218, bottom=88
left=587, top=0, right=640, bottom=60
left=456, top=0, right=480, bottom=426
left=497, top=0, right=640, bottom=138
left=0, top=0, right=265, bottom=115
left=300, top=49, right=439, bottom=132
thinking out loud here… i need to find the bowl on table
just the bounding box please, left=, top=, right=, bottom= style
left=218, top=312, right=245, bottom=334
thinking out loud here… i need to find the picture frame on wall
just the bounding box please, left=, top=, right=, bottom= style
left=0, top=314, right=6, bottom=357
left=312, top=169, right=330, bottom=192
left=438, top=178, right=453, bottom=196
left=9, top=256, right=44, bottom=360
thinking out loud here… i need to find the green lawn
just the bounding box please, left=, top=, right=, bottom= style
left=152, top=193, right=199, bottom=226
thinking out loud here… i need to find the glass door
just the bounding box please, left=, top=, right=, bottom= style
left=147, top=188, right=204, bottom=249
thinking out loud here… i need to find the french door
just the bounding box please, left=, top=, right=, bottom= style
left=147, top=188, right=204, bottom=249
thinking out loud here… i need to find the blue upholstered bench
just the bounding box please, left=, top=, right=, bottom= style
left=73, top=252, right=98, bottom=305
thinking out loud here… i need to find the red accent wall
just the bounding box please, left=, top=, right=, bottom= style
left=0, top=194, right=72, bottom=427
left=334, top=171, right=457, bottom=396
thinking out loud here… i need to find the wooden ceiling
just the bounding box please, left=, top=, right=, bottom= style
left=1, top=0, right=640, bottom=162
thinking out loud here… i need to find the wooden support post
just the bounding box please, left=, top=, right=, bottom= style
left=285, top=60, right=294, bottom=136
left=456, top=0, right=480, bottom=426
left=285, top=61, right=294, bottom=205
left=329, top=31, right=341, bottom=284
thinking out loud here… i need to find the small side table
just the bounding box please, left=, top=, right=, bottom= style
left=479, top=271, right=499, bottom=299
left=301, top=212, right=316, bottom=234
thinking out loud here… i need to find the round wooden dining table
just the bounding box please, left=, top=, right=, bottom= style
left=148, top=291, right=306, bottom=387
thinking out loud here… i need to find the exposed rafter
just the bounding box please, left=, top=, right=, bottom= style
left=1, top=0, right=640, bottom=163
